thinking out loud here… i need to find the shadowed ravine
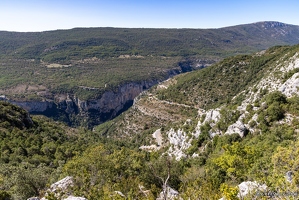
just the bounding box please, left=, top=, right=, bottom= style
left=8, top=63, right=203, bottom=128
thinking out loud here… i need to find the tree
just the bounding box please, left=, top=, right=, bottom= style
left=220, top=183, right=239, bottom=200
left=149, top=156, right=171, bottom=200
left=270, top=141, right=299, bottom=192
left=212, top=142, right=259, bottom=182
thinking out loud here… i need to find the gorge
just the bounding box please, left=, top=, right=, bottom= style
left=1, top=21, right=299, bottom=127
left=5, top=61, right=204, bottom=127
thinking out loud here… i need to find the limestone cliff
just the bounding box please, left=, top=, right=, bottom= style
left=10, top=80, right=158, bottom=127
left=6, top=58, right=208, bottom=127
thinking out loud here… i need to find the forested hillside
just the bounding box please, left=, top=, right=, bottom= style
left=0, top=101, right=102, bottom=199
left=1, top=22, right=299, bottom=61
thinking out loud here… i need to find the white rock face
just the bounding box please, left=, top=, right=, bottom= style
left=40, top=176, right=87, bottom=200
left=237, top=56, right=299, bottom=108
left=159, top=109, right=222, bottom=160
left=157, top=186, right=179, bottom=200
left=225, top=120, right=247, bottom=137
left=153, top=129, right=163, bottom=146
left=280, top=53, right=299, bottom=72
left=220, top=54, right=299, bottom=138
left=196, top=108, right=222, bottom=137
left=237, top=181, right=267, bottom=198
left=167, top=128, right=192, bottom=160
left=193, top=121, right=202, bottom=138
left=204, top=109, right=221, bottom=125
left=279, top=72, right=299, bottom=97
left=0, top=95, right=7, bottom=100
left=143, top=52, right=299, bottom=161
left=140, top=126, right=193, bottom=160
left=50, top=176, right=73, bottom=192
left=114, top=191, right=126, bottom=198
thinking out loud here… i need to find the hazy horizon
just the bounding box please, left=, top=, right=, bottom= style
left=1, top=0, right=299, bottom=32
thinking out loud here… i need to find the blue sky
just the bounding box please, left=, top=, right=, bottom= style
left=0, top=0, right=298, bottom=32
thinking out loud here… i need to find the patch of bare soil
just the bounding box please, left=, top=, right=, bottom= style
left=1, top=84, right=48, bottom=96
left=10, top=84, right=27, bottom=93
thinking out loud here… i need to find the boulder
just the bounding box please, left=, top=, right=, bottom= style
left=238, top=181, right=267, bottom=198
left=219, top=181, right=267, bottom=200
left=40, top=176, right=87, bottom=200
left=49, top=176, right=73, bottom=192
left=157, top=186, right=179, bottom=200
left=225, top=120, right=248, bottom=137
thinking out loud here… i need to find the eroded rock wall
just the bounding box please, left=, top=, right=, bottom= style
left=9, top=80, right=158, bottom=127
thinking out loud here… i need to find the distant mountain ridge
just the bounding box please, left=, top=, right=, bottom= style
left=1, top=21, right=299, bottom=60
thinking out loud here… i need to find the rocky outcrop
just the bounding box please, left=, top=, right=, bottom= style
left=279, top=72, right=299, bottom=97
left=196, top=108, right=221, bottom=138
left=157, top=186, right=179, bottom=200
left=237, top=181, right=267, bottom=198
left=0, top=95, right=7, bottom=100
left=47, top=176, right=73, bottom=193
left=225, top=120, right=248, bottom=137
left=11, top=100, right=54, bottom=113
left=167, top=128, right=192, bottom=160
left=39, top=176, right=87, bottom=200
left=28, top=176, right=87, bottom=200
left=9, top=80, right=159, bottom=127
left=219, top=181, right=267, bottom=200
left=286, top=171, right=293, bottom=182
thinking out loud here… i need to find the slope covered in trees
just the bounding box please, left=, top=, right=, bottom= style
left=0, top=101, right=102, bottom=199
left=1, top=21, right=299, bottom=61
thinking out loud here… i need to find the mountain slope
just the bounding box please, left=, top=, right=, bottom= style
left=96, top=44, right=299, bottom=163
left=96, top=45, right=299, bottom=138
left=90, top=44, right=299, bottom=199
left=1, top=22, right=299, bottom=127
